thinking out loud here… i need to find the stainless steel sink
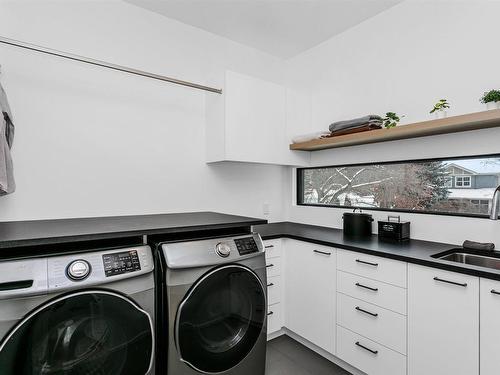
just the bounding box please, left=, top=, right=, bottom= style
left=433, top=249, right=500, bottom=271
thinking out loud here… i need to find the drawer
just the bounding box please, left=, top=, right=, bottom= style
left=337, top=250, right=407, bottom=288
left=337, top=293, right=406, bottom=354
left=263, top=239, right=282, bottom=259
left=337, top=326, right=406, bottom=375
left=267, top=275, right=281, bottom=305
left=267, top=303, right=282, bottom=334
left=266, top=257, right=281, bottom=278
left=337, top=271, right=407, bottom=315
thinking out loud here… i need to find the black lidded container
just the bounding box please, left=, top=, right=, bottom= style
left=342, top=209, right=374, bottom=238
left=378, top=215, right=410, bottom=241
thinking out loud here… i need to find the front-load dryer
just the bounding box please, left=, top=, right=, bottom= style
left=0, top=245, right=155, bottom=375
left=160, top=233, right=267, bottom=375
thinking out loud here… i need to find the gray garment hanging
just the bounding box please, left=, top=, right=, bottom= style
left=0, top=82, right=15, bottom=195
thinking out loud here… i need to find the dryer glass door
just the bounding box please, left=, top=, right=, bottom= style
left=176, top=265, right=266, bottom=373
left=0, top=290, right=154, bottom=375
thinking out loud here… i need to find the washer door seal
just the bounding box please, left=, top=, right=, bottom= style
left=0, top=290, right=154, bottom=375
left=175, top=264, right=266, bottom=374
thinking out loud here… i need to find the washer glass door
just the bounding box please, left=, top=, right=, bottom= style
left=0, top=290, right=154, bottom=375
left=176, top=265, right=266, bottom=373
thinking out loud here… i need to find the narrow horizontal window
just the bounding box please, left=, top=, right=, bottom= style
left=297, top=155, right=500, bottom=218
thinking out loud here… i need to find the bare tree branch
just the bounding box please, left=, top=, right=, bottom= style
left=352, top=177, right=393, bottom=189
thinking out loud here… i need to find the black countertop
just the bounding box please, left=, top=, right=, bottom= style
left=254, top=222, right=500, bottom=281
left=0, top=212, right=267, bottom=249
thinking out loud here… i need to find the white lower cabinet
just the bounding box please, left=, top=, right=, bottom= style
left=266, top=257, right=281, bottom=278
left=337, top=326, right=407, bottom=375
left=408, top=264, right=479, bottom=375
left=337, top=293, right=407, bottom=355
left=273, top=238, right=494, bottom=375
left=337, top=270, right=407, bottom=315
left=267, top=303, right=283, bottom=334
left=264, top=239, right=284, bottom=335
left=284, top=239, right=336, bottom=354
left=267, top=275, right=281, bottom=305
left=480, top=278, right=500, bottom=375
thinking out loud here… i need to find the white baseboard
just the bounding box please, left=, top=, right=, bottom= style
left=269, top=328, right=366, bottom=375
left=267, top=328, right=286, bottom=341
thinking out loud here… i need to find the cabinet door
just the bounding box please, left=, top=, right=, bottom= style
left=225, top=71, right=287, bottom=164
left=284, top=240, right=336, bottom=354
left=408, top=264, right=479, bottom=375
left=480, top=278, right=500, bottom=375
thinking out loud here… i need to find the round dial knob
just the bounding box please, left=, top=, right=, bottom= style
left=66, top=260, right=91, bottom=281
left=215, top=242, right=231, bottom=258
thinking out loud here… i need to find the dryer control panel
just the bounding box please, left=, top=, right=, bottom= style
left=162, top=233, right=264, bottom=269
left=234, top=237, right=259, bottom=255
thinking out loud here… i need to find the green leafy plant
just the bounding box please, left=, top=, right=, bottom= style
left=383, top=112, right=405, bottom=128
left=430, top=99, right=450, bottom=114
left=481, top=90, right=500, bottom=104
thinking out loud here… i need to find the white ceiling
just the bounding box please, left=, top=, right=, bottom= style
left=125, top=0, right=403, bottom=59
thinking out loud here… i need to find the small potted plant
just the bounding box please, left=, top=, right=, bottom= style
left=383, top=112, right=405, bottom=128
left=480, top=90, right=500, bottom=110
left=430, top=99, right=450, bottom=119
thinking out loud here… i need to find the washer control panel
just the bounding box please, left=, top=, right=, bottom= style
left=66, top=260, right=91, bottom=281
left=103, top=250, right=141, bottom=277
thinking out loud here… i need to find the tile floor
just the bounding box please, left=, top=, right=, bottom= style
left=266, top=335, right=352, bottom=375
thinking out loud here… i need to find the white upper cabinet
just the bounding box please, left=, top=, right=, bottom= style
left=408, top=264, right=479, bottom=375
left=284, top=239, right=336, bottom=354
left=480, top=278, right=500, bottom=375
left=206, top=70, right=310, bottom=166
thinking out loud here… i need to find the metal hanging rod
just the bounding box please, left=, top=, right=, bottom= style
left=0, top=36, right=222, bottom=94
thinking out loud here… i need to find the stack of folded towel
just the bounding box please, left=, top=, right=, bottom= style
left=291, top=114, right=383, bottom=144
left=291, top=131, right=331, bottom=144
left=328, top=114, right=383, bottom=136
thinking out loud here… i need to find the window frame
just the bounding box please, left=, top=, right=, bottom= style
left=455, top=175, right=472, bottom=187
left=296, top=153, right=500, bottom=220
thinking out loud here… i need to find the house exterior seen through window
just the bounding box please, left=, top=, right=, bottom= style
left=297, top=155, right=500, bottom=217
left=455, top=176, right=471, bottom=187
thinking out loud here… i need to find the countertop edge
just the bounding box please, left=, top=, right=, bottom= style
left=257, top=224, right=500, bottom=282
left=0, top=213, right=267, bottom=249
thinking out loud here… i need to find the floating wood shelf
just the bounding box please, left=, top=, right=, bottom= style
left=290, top=109, right=500, bottom=151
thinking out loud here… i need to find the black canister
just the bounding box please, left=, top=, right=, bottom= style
left=343, top=209, right=374, bottom=237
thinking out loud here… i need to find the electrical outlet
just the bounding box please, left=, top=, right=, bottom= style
left=263, top=203, right=270, bottom=216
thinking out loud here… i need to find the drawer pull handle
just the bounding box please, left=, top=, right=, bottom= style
left=267, top=311, right=274, bottom=316
left=267, top=283, right=274, bottom=287
left=433, top=277, right=467, bottom=287
left=491, top=289, right=500, bottom=295
left=355, top=306, right=379, bottom=317
left=356, top=259, right=378, bottom=267
left=355, top=341, right=378, bottom=355
left=265, top=245, right=274, bottom=249
left=313, top=250, right=332, bottom=256
left=355, top=282, right=379, bottom=292
left=266, top=264, right=274, bottom=268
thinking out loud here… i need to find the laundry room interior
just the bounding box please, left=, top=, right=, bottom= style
left=0, top=1, right=499, bottom=374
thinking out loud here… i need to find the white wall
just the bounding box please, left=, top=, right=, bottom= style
left=285, top=0, right=500, bottom=245
left=0, top=0, right=286, bottom=221
left=1, top=0, right=498, bottom=246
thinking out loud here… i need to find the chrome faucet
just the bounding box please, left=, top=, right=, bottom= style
left=491, top=185, right=500, bottom=220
